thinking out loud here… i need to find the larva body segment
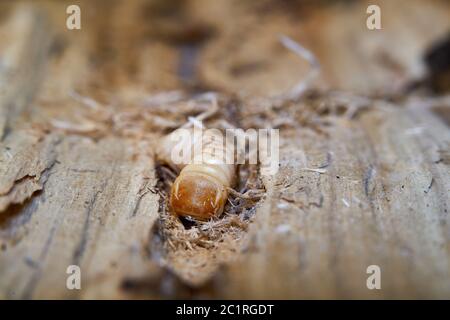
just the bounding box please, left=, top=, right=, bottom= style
left=158, top=127, right=236, bottom=220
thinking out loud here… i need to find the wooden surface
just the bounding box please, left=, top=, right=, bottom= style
left=0, top=0, right=449, bottom=299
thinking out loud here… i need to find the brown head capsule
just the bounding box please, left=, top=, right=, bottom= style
left=158, top=126, right=236, bottom=220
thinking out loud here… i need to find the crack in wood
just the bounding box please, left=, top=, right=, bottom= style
left=71, top=178, right=110, bottom=266
left=363, top=165, right=376, bottom=198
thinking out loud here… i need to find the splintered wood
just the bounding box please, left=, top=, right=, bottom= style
left=1, top=0, right=450, bottom=299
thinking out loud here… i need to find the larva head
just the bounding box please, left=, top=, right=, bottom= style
left=170, top=171, right=228, bottom=220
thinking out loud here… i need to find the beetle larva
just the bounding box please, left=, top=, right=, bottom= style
left=155, top=35, right=311, bottom=220
left=158, top=125, right=236, bottom=220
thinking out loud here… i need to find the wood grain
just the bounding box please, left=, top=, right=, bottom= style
left=0, top=0, right=449, bottom=299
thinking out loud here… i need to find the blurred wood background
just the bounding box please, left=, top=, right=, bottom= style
left=0, top=0, right=449, bottom=299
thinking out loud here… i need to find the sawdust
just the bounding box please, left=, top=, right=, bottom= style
left=152, top=157, right=264, bottom=285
